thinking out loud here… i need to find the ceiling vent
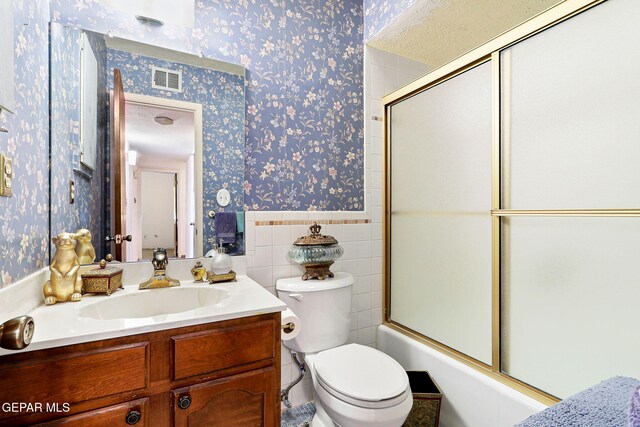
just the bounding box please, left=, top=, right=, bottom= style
left=152, top=66, right=182, bottom=92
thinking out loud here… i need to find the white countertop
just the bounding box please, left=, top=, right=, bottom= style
left=0, top=275, right=286, bottom=356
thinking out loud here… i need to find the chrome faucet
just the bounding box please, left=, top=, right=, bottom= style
left=139, top=248, right=180, bottom=289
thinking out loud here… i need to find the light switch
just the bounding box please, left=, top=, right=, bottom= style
left=0, top=154, right=12, bottom=197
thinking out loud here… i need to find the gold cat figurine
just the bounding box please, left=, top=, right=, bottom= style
left=74, top=228, right=96, bottom=264
left=43, top=232, right=83, bottom=305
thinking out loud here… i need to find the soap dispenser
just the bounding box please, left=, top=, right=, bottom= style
left=211, top=243, right=232, bottom=275
left=204, top=243, right=218, bottom=258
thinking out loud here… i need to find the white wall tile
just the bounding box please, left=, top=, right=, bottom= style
left=341, top=225, right=359, bottom=242
left=245, top=221, right=256, bottom=252
left=250, top=266, right=272, bottom=288
left=253, top=246, right=272, bottom=268
left=372, top=222, right=383, bottom=240
left=272, top=225, right=291, bottom=246
left=357, top=258, right=372, bottom=277
left=273, top=265, right=293, bottom=286
left=372, top=189, right=382, bottom=207
left=357, top=326, right=373, bottom=345
left=372, top=257, right=383, bottom=275
left=372, top=240, right=383, bottom=258
left=272, top=245, right=291, bottom=267
left=340, top=260, right=358, bottom=277
left=357, top=293, right=372, bottom=311
left=356, top=274, right=372, bottom=294
left=255, top=226, right=272, bottom=247
left=357, top=241, right=371, bottom=259
left=372, top=291, right=383, bottom=309
left=341, top=241, right=358, bottom=261
left=357, top=310, right=373, bottom=328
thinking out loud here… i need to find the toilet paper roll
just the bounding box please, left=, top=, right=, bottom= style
left=281, top=308, right=301, bottom=341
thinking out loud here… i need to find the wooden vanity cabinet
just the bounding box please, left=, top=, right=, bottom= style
left=0, top=313, right=281, bottom=427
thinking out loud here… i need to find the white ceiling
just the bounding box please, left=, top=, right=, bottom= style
left=125, top=103, right=195, bottom=160
left=368, top=0, right=563, bottom=70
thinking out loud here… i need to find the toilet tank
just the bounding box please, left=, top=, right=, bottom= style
left=276, top=272, right=353, bottom=354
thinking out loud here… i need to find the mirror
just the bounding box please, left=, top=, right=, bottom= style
left=49, top=22, right=246, bottom=263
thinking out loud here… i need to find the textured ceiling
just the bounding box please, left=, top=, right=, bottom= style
left=368, top=0, right=563, bottom=69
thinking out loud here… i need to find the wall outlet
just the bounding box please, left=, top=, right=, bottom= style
left=0, top=154, right=13, bottom=197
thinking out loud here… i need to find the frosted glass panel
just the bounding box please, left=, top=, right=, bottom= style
left=389, top=62, right=492, bottom=364
left=392, top=63, right=492, bottom=213
left=501, top=0, right=640, bottom=209
left=502, top=217, right=640, bottom=398
left=391, top=215, right=492, bottom=364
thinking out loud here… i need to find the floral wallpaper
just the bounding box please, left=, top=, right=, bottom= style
left=364, top=0, right=418, bottom=41
left=49, top=23, right=107, bottom=261
left=0, top=0, right=50, bottom=288
left=51, top=0, right=365, bottom=211
left=106, top=49, right=245, bottom=251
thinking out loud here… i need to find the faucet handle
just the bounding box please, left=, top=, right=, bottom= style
left=0, top=316, right=35, bottom=350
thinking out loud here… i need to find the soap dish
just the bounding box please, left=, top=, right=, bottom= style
left=207, top=270, right=237, bottom=284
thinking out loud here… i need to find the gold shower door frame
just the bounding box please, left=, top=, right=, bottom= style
left=381, top=0, right=629, bottom=405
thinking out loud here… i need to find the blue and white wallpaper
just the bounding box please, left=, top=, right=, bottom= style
left=50, top=24, right=107, bottom=260
left=106, top=49, right=246, bottom=250
left=364, top=0, right=418, bottom=41
left=1, top=0, right=375, bottom=287
left=51, top=0, right=365, bottom=211
left=0, top=0, right=50, bottom=287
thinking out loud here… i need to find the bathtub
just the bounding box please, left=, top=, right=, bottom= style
left=377, top=325, right=548, bottom=427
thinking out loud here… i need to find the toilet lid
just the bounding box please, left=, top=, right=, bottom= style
left=314, top=344, right=409, bottom=403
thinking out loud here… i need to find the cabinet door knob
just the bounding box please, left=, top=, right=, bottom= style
left=178, top=395, right=192, bottom=409
left=125, top=410, right=141, bottom=425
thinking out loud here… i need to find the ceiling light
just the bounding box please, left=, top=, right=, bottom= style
left=154, top=116, right=174, bottom=126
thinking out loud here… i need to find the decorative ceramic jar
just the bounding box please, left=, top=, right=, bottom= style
left=289, top=222, right=344, bottom=280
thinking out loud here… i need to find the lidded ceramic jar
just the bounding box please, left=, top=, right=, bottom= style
left=289, top=222, right=343, bottom=280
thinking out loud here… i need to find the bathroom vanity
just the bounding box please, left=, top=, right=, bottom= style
left=0, top=271, right=285, bottom=427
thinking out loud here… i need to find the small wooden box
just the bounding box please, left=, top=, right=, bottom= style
left=403, top=371, right=442, bottom=427
left=81, top=266, right=123, bottom=295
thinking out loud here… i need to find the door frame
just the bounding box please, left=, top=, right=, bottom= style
left=111, top=92, right=204, bottom=258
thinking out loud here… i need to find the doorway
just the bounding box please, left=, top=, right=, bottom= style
left=140, top=171, right=178, bottom=258
left=123, top=97, right=199, bottom=261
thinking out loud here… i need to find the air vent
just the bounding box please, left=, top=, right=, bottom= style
left=152, top=66, right=182, bottom=92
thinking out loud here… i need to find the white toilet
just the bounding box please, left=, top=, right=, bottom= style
left=277, top=272, right=413, bottom=427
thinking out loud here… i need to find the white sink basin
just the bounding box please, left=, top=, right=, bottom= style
left=79, top=287, right=230, bottom=320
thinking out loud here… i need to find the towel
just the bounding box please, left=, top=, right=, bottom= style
left=631, top=386, right=640, bottom=427
left=215, top=211, right=237, bottom=244
left=516, top=377, right=640, bottom=427
left=236, top=211, right=245, bottom=234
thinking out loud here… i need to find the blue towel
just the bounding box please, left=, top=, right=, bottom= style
left=631, top=386, right=640, bottom=427
left=236, top=211, right=245, bottom=234
left=215, top=211, right=237, bottom=244
left=516, top=377, right=640, bottom=427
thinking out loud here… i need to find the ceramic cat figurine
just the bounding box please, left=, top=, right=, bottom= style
left=43, top=232, right=83, bottom=305
left=74, top=228, right=96, bottom=264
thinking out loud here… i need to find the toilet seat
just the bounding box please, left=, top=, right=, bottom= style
left=313, top=344, right=410, bottom=409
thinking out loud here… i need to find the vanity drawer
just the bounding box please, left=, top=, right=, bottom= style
left=0, top=342, right=149, bottom=413
left=34, top=397, right=150, bottom=427
left=172, top=320, right=276, bottom=380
